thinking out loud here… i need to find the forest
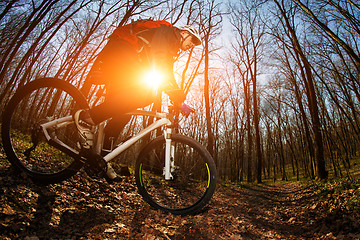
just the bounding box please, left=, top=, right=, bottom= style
left=1, top=0, right=360, bottom=184
left=1, top=0, right=360, bottom=239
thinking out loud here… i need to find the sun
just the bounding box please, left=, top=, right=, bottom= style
left=144, top=69, right=164, bottom=90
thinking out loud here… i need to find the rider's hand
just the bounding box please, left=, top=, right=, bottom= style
left=166, top=88, right=186, bottom=104
left=180, top=103, right=194, bottom=116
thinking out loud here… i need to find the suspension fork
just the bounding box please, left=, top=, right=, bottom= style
left=164, top=127, right=175, bottom=180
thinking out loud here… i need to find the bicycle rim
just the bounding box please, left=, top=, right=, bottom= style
left=135, top=134, right=217, bottom=215
left=1, top=78, right=88, bottom=183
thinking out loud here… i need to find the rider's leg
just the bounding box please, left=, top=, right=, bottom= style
left=102, top=114, right=132, bottom=151
left=78, top=38, right=156, bottom=182
left=74, top=39, right=140, bottom=148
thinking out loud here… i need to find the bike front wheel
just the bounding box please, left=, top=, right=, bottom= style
left=135, top=134, right=217, bottom=215
left=1, top=77, right=89, bottom=184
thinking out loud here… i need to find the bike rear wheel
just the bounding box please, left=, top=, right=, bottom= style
left=135, top=134, right=217, bottom=215
left=1, top=77, right=88, bottom=184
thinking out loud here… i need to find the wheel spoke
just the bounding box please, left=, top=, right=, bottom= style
left=1, top=78, right=88, bottom=183
left=135, top=134, right=216, bottom=215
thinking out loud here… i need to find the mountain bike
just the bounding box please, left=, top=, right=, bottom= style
left=1, top=77, right=217, bottom=215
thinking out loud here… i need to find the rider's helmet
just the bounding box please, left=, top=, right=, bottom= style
left=179, top=26, right=202, bottom=46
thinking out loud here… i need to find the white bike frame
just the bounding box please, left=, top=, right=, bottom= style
left=40, top=110, right=176, bottom=180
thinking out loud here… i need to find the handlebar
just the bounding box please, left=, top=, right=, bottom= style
left=126, top=110, right=168, bottom=118
left=126, top=103, right=193, bottom=119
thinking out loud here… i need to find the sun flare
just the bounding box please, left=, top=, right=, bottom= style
left=144, top=69, right=163, bottom=89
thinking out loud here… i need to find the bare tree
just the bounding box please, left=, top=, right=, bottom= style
left=273, top=0, right=328, bottom=179
left=291, top=0, right=360, bottom=72
left=229, top=0, right=266, bottom=182
left=198, top=0, right=222, bottom=157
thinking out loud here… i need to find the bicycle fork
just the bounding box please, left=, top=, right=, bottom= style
left=164, top=127, right=175, bottom=180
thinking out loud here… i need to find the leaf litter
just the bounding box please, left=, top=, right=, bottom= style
left=0, top=151, right=359, bottom=239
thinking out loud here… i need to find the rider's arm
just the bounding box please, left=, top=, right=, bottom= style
left=148, top=26, right=186, bottom=104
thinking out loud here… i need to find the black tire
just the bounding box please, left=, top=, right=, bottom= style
left=1, top=77, right=89, bottom=184
left=135, top=134, right=217, bottom=215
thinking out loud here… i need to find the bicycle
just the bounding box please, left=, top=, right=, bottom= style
left=1, top=77, right=217, bottom=215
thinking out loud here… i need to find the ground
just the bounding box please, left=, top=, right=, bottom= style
left=1, top=154, right=360, bottom=239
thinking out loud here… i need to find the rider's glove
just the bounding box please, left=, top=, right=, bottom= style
left=165, top=88, right=186, bottom=103
left=180, top=103, right=193, bottom=116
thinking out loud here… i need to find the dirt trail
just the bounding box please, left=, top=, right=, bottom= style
left=0, top=157, right=359, bottom=239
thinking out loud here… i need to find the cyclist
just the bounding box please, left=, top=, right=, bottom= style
left=73, top=20, right=201, bottom=182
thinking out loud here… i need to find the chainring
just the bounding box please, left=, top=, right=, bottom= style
left=80, top=149, right=107, bottom=178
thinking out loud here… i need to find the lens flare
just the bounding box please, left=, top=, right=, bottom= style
left=144, top=70, right=163, bottom=89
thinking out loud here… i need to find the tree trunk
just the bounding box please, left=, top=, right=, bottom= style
left=204, top=33, right=214, bottom=156
left=274, top=0, right=328, bottom=179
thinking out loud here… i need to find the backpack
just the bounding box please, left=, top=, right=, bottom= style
left=110, top=19, right=173, bottom=46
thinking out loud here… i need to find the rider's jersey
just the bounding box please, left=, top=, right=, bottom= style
left=110, top=22, right=185, bottom=104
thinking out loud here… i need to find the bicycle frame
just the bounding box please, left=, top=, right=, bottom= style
left=40, top=110, right=176, bottom=180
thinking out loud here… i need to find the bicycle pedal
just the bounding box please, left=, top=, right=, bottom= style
left=80, top=149, right=107, bottom=178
